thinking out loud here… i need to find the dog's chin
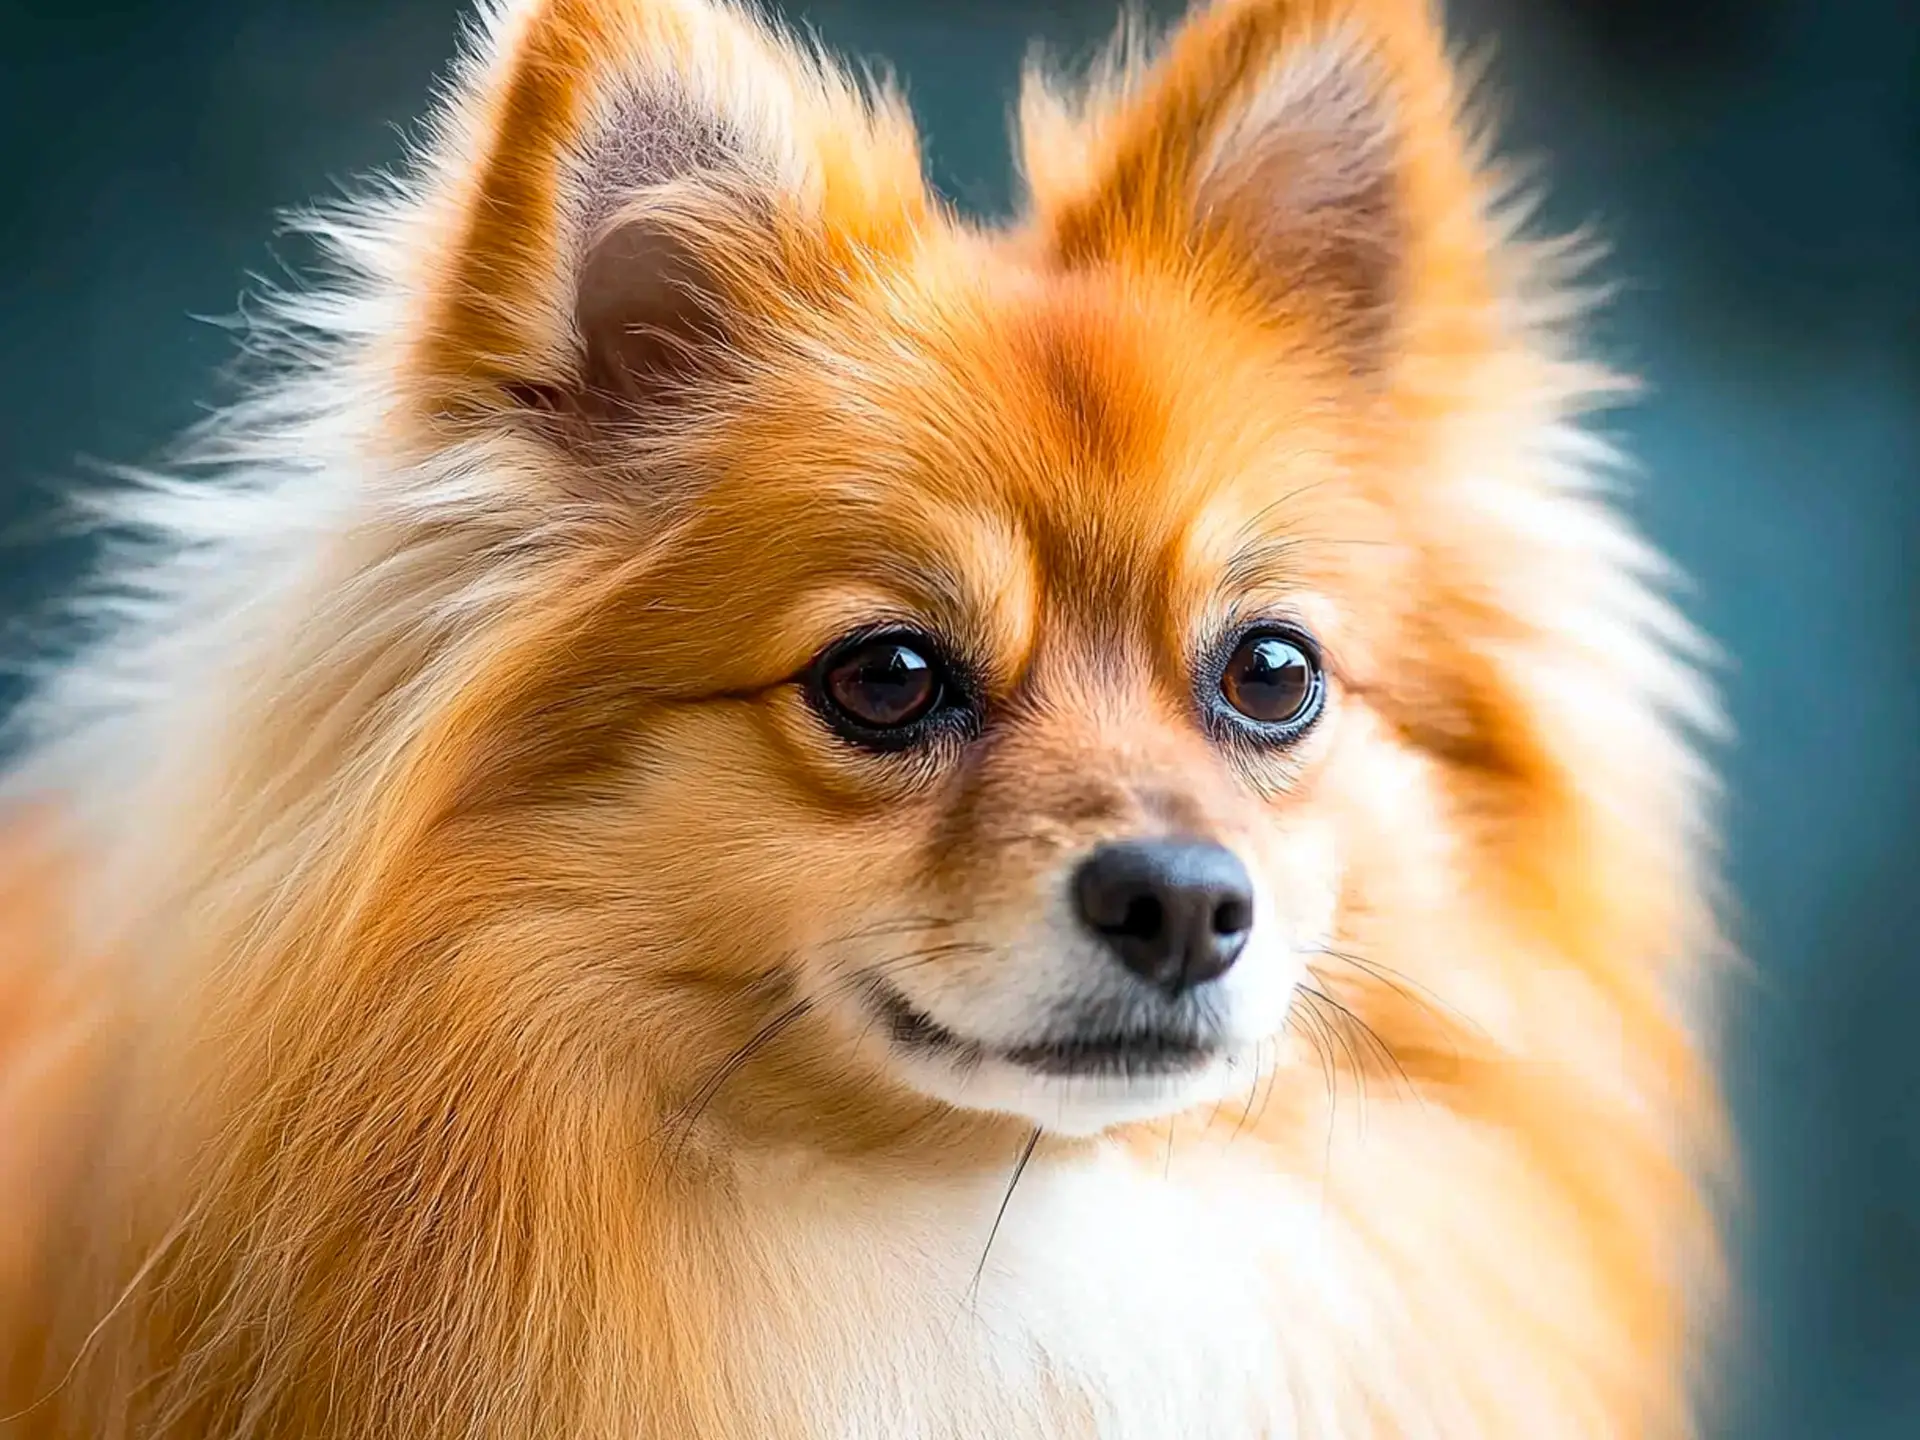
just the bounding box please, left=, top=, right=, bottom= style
left=855, top=977, right=1262, bottom=1137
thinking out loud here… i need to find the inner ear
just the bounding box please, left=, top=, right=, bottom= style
left=569, top=209, right=730, bottom=420
left=1196, top=42, right=1405, bottom=359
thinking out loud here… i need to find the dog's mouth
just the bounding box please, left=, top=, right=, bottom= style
left=859, top=976, right=1221, bottom=1079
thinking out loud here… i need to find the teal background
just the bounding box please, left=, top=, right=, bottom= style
left=2, top=1, right=1916, bottom=1433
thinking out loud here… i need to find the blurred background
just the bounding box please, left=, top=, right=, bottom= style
left=2, top=0, right=1915, bottom=1432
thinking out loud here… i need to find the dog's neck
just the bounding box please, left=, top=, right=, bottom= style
left=644, top=1115, right=1345, bottom=1438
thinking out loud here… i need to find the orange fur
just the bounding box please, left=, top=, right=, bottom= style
left=0, top=1, right=1727, bottom=1435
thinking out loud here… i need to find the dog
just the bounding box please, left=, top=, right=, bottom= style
left=0, top=0, right=1728, bottom=1433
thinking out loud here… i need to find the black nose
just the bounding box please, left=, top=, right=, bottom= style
left=1072, top=839, right=1254, bottom=996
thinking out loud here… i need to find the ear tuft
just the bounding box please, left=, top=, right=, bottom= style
left=1193, top=36, right=1404, bottom=353
left=572, top=203, right=730, bottom=417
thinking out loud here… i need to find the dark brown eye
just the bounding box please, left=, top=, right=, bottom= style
left=816, top=634, right=949, bottom=738
left=1217, top=629, right=1323, bottom=734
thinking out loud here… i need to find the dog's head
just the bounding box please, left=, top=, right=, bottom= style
left=295, top=0, right=1707, bottom=1145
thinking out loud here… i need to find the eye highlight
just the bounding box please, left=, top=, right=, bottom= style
left=807, top=630, right=975, bottom=752
left=1208, top=625, right=1326, bottom=741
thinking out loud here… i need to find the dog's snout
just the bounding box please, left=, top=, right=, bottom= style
left=1072, top=839, right=1254, bottom=996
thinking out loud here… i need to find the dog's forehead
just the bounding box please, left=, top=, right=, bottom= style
left=676, top=253, right=1357, bottom=662
left=828, top=262, right=1287, bottom=578
left=889, top=260, right=1349, bottom=607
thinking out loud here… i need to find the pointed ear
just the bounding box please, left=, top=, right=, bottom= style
left=401, top=0, right=931, bottom=426
left=1020, top=0, right=1492, bottom=369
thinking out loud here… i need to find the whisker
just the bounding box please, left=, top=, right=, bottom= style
left=868, top=939, right=995, bottom=980
left=1311, top=990, right=1377, bottom=1131
left=822, top=913, right=963, bottom=948
left=1304, top=985, right=1412, bottom=1089
left=1300, top=984, right=1420, bottom=1112
left=652, top=930, right=999, bottom=1181
left=1305, top=990, right=1368, bottom=1088
left=1308, top=945, right=1481, bottom=1038
left=1297, top=997, right=1338, bottom=1116
left=1285, top=1002, right=1344, bottom=1188
left=656, top=993, right=815, bottom=1182
left=1227, top=1038, right=1268, bottom=1146
left=1249, top=1038, right=1285, bottom=1135
left=967, top=1125, right=1042, bottom=1316
left=1202, top=1087, right=1233, bottom=1137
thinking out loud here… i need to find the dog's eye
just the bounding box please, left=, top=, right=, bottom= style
left=1216, top=628, right=1324, bottom=735
left=810, top=632, right=969, bottom=748
left=826, top=640, right=939, bottom=728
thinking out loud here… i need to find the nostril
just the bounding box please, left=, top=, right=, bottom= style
left=1211, top=896, right=1251, bottom=936
left=1113, top=895, right=1164, bottom=942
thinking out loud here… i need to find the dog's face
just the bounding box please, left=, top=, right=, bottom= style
left=376, top=0, right=1625, bottom=1142
left=591, top=256, right=1396, bottom=1133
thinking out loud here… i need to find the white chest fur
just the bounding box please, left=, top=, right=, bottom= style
left=715, top=1140, right=1366, bottom=1440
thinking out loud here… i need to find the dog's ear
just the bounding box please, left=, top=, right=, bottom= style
left=400, top=0, right=931, bottom=428
left=1019, top=0, right=1493, bottom=371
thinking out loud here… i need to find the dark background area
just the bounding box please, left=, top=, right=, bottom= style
left=2, top=0, right=1916, bottom=1433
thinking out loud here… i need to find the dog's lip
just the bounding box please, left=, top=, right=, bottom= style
left=857, top=975, right=1220, bottom=1078
left=863, top=975, right=979, bottom=1058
